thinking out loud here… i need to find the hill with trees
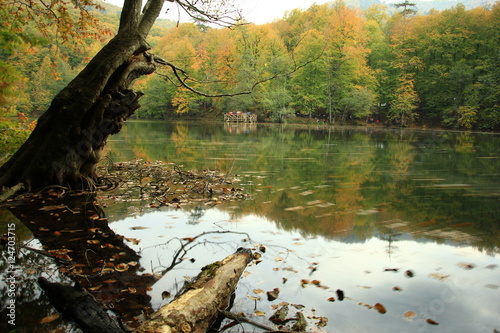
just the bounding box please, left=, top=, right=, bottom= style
left=1, top=0, right=499, bottom=133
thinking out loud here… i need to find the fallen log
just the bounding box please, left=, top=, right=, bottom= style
left=38, top=277, right=125, bottom=333
left=135, top=247, right=253, bottom=333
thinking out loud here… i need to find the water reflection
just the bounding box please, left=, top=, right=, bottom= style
left=107, top=206, right=500, bottom=333
left=105, top=123, right=499, bottom=247
left=2, top=122, right=499, bottom=332
left=102, top=122, right=500, bottom=330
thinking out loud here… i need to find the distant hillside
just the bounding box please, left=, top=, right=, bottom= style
left=385, top=0, right=496, bottom=13
left=348, top=0, right=497, bottom=13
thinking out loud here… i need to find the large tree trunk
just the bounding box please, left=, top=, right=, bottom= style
left=0, top=0, right=164, bottom=191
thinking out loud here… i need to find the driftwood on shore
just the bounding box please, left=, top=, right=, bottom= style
left=135, top=247, right=253, bottom=333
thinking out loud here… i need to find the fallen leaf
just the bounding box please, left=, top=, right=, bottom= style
left=87, top=285, right=103, bottom=291
left=328, top=297, right=336, bottom=302
left=275, top=257, right=283, bottom=262
left=336, top=289, right=345, bottom=301
left=405, top=269, right=415, bottom=277
left=267, top=288, right=280, bottom=301
left=114, top=263, right=129, bottom=272
left=393, top=286, right=402, bottom=291
left=359, top=302, right=372, bottom=309
left=253, top=289, right=264, bottom=294
left=404, top=311, right=416, bottom=319
left=316, top=316, right=328, bottom=327
left=284, top=206, right=304, bottom=211
left=40, top=314, right=59, bottom=324
left=374, top=303, right=387, bottom=314
left=161, top=291, right=171, bottom=299
left=254, top=311, right=266, bottom=316
left=429, top=273, right=450, bottom=281
left=130, top=226, right=149, bottom=230
left=384, top=268, right=399, bottom=272
left=312, top=280, right=321, bottom=285
left=426, top=318, right=439, bottom=325
left=125, top=238, right=141, bottom=245
left=247, top=295, right=261, bottom=301
left=39, top=205, right=66, bottom=211
left=87, top=240, right=99, bottom=244
left=457, top=262, right=476, bottom=270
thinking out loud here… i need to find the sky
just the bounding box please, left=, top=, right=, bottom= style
left=105, top=0, right=333, bottom=25
left=232, top=0, right=332, bottom=24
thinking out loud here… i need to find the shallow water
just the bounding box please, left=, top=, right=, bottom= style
left=1, top=121, right=499, bottom=332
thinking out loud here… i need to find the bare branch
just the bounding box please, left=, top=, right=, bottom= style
left=172, top=0, right=244, bottom=27
left=152, top=43, right=326, bottom=98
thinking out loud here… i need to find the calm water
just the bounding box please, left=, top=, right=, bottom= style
left=1, top=121, right=499, bottom=332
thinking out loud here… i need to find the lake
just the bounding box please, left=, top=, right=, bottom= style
left=1, top=121, right=499, bottom=332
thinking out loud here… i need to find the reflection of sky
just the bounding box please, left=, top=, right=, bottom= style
left=110, top=207, right=500, bottom=332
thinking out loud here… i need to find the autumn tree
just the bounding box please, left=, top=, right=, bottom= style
left=386, top=0, right=420, bottom=126
left=0, top=0, right=241, bottom=192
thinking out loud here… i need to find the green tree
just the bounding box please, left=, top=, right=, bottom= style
left=0, top=0, right=242, bottom=191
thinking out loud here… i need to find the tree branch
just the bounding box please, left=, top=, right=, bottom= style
left=119, top=0, right=142, bottom=33
left=138, top=0, right=165, bottom=37
left=152, top=44, right=326, bottom=99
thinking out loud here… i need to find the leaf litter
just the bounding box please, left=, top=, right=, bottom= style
left=96, top=159, right=249, bottom=208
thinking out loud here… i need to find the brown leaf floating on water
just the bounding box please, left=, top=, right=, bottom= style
left=114, top=263, right=129, bottom=272
left=40, top=314, right=59, bottom=324
left=374, top=303, right=387, bottom=314
left=404, top=311, right=416, bottom=319
left=457, top=262, right=476, bottom=270
left=130, top=226, right=148, bottom=230
left=426, top=318, right=439, bottom=325
left=405, top=269, right=415, bottom=277
left=267, top=288, right=280, bottom=301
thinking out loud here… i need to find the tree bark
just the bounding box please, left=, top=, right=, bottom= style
left=0, top=0, right=164, bottom=192
left=135, top=248, right=253, bottom=333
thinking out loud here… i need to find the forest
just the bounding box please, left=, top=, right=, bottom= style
left=1, top=0, right=499, bottom=143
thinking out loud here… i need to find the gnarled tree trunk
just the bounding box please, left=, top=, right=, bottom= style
left=0, top=0, right=165, bottom=191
